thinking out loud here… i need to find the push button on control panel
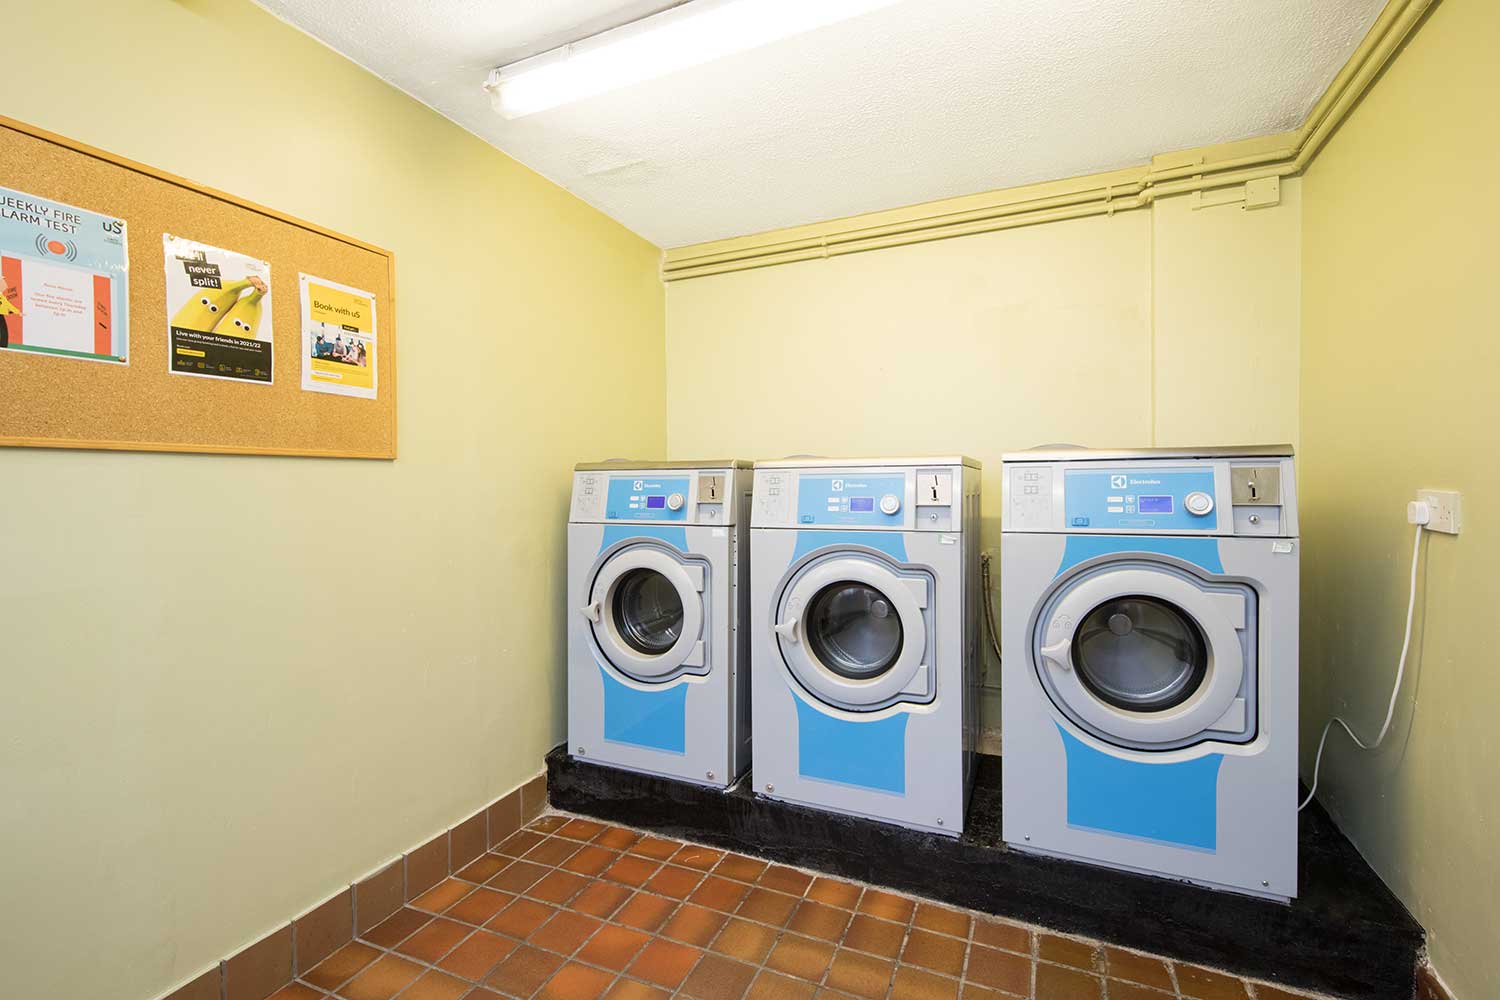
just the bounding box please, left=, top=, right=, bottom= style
left=879, top=493, right=901, bottom=515
left=1185, top=491, right=1214, bottom=516
left=666, top=492, right=685, bottom=511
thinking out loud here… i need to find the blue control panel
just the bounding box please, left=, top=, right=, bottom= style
left=1064, top=467, right=1217, bottom=531
left=606, top=476, right=690, bottom=522
left=796, top=474, right=905, bottom=526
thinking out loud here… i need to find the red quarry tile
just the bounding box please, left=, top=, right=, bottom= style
left=1175, top=965, right=1252, bottom=1000
left=556, top=818, right=608, bottom=841
left=488, top=791, right=522, bottom=848
left=602, top=854, right=661, bottom=887
left=457, top=854, right=509, bottom=885
left=765, top=934, right=836, bottom=982
left=486, top=897, right=557, bottom=940
left=526, top=869, right=591, bottom=906
left=614, top=891, right=677, bottom=933
left=593, top=826, right=643, bottom=851
left=294, top=890, right=354, bottom=974
left=972, top=918, right=1030, bottom=957
left=267, top=984, right=322, bottom=1000
left=400, top=969, right=471, bottom=1000
left=824, top=949, right=895, bottom=998
left=447, top=888, right=513, bottom=926
left=524, top=836, right=584, bottom=867
left=395, top=917, right=471, bottom=964
left=903, top=928, right=967, bottom=977
left=450, top=812, right=489, bottom=871
left=628, top=836, right=685, bottom=861
left=855, top=889, right=914, bottom=924
left=1034, top=963, right=1103, bottom=1000
left=362, top=907, right=434, bottom=949
left=226, top=925, right=293, bottom=1000
left=437, top=930, right=516, bottom=981
left=528, top=910, right=601, bottom=956
left=661, top=904, right=729, bottom=947
left=965, top=945, right=1031, bottom=996
left=842, top=914, right=904, bottom=960
left=745, top=970, right=817, bottom=1000
left=627, top=938, right=702, bottom=989
left=713, top=855, right=769, bottom=884
left=786, top=900, right=852, bottom=942
left=645, top=864, right=705, bottom=900
left=484, top=945, right=563, bottom=997
left=735, top=887, right=800, bottom=927
left=711, top=918, right=778, bottom=965
left=913, top=902, right=971, bottom=939
left=576, top=925, right=652, bottom=971
left=758, top=865, right=813, bottom=896
left=488, top=860, right=551, bottom=894
left=688, top=875, right=750, bottom=912
left=603, top=980, right=671, bottom=1000
left=413, top=879, right=475, bottom=914
left=496, top=830, right=546, bottom=858
left=529, top=815, right=569, bottom=834
left=672, top=845, right=726, bottom=871
left=571, top=880, right=632, bottom=919
left=680, top=953, right=757, bottom=999
left=806, top=878, right=861, bottom=910
left=1104, top=948, right=1175, bottom=992
left=339, top=953, right=424, bottom=1000
left=537, top=962, right=614, bottom=1000
left=891, top=965, right=961, bottom=1000
left=1037, top=932, right=1100, bottom=972
left=560, top=846, right=617, bottom=877
left=304, top=941, right=381, bottom=992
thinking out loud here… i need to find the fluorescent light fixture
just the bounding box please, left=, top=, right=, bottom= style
left=484, top=0, right=899, bottom=119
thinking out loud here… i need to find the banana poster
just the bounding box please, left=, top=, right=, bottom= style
left=300, top=273, right=378, bottom=399
left=163, top=234, right=273, bottom=384
left=0, top=184, right=129, bottom=364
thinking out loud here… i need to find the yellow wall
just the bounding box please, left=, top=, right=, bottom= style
left=0, top=3, right=664, bottom=998
left=1301, top=2, right=1498, bottom=996
left=666, top=186, right=1301, bottom=728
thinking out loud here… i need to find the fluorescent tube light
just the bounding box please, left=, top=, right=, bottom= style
left=484, top=0, right=900, bottom=119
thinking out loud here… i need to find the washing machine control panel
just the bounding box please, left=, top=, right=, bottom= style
left=570, top=469, right=744, bottom=524
left=753, top=465, right=968, bottom=530
left=1004, top=456, right=1296, bottom=536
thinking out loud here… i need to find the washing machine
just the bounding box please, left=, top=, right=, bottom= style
left=1001, top=446, right=1299, bottom=900
left=751, top=457, right=982, bottom=836
left=568, top=461, right=752, bottom=788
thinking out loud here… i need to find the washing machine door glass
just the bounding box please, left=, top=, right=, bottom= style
left=805, top=582, right=904, bottom=680
left=586, top=543, right=706, bottom=682
left=612, top=568, right=685, bottom=655
left=1071, top=596, right=1208, bottom=712
left=775, top=553, right=932, bottom=711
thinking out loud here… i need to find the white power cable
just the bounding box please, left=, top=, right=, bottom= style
left=1299, top=523, right=1425, bottom=812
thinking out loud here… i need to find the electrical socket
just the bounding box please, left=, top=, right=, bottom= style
left=1417, top=489, right=1462, bottom=534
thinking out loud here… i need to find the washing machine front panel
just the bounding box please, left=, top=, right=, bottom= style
left=1001, top=448, right=1298, bottom=900
left=750, top=457, right=981, bottom=837
left=1032, top=558, right=1256, bottom=749
left=568, top=463, right=753, bottom=788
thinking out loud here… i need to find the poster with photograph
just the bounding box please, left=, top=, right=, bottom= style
left=300, top=273, right=377, bottom=399
left=0, top=185, right=129, bottom=364
left=163, top=234, right=273, bottom=384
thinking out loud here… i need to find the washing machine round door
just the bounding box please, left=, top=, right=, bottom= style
left=585, top=545, right=705, bottom=682
left=774, top=554, right=931, bottom=711
left=1036, top=564, right=1247, bottom=745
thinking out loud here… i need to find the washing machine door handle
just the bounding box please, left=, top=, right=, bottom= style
left=1039, top=638, right=1071, bottom=671
left=580, top=601, right=602, bottom=623
left=773, top=616, right=800, bottom=643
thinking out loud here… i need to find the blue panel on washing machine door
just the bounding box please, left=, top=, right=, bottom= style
left=794, top=698, right=907, bottom=793
left=600, top=666, right=688, bottom=753
left=606, top=476, right=691, bottom=522
left=1064, top=468, right=1217, bottom=531
left=796, top=475, right=906, bottom=526
left=1057, top=724, right=1222, bottom=850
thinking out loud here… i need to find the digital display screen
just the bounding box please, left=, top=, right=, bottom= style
left=1138, top=495, right=1174, bottom=514
left=849, top=497, right=875, bottom=512
left=645, top=496, right=666, bottom=509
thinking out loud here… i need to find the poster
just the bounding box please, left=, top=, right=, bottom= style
left=300, top=273, right=377, bottom=399
left=163, top=234, right=273, bottom=384
left=0, top=185, right=128, bottom=364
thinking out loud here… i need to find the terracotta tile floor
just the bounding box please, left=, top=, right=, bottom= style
left=279, top=813, right=1338, bottom=1000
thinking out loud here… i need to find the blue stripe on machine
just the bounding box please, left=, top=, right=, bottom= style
left=1056, top=535, right=1223, bottom=575
left=794, top=697, right=907, bottom=793
left=599, top=666, right=688, bottom=753
left=600, top=524, right=688, bottom=554
left=791, top=530, right=907, bottom=562
left=1057, top=724, right=1222, bottom=850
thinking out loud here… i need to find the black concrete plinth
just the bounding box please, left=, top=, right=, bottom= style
left=547, top=748, right=1421, bottom=1000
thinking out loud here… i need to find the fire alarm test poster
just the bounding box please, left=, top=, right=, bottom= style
left=300, top=273, right=378, bottom=399
left=0, top=184, right=129, bottom=364
left=163, top=234, right=273, bottom=384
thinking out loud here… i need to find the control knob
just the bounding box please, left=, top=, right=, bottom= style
left=1185, top=491, right=1214, bottom=516
left=666, top=493, right=685, bottom=511
left=879, top=494, right=901, bottom=515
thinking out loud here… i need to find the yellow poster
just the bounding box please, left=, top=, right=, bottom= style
left=299, top=273, right=377, bottom=399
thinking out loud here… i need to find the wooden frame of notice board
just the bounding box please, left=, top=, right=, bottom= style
left=0, top=115, right=397, bottom=459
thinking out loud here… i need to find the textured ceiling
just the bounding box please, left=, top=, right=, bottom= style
left=254, top=0, right=1386, bottom=248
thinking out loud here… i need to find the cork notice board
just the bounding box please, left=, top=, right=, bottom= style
left=0, top=116, right=397, bottom=458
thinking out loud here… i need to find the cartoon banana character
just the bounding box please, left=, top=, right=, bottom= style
left=219, top=288, right=266, bottom=338
left=0, top=287, right=19, bottom=349
left=170, top=278, right=251, bottom=331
